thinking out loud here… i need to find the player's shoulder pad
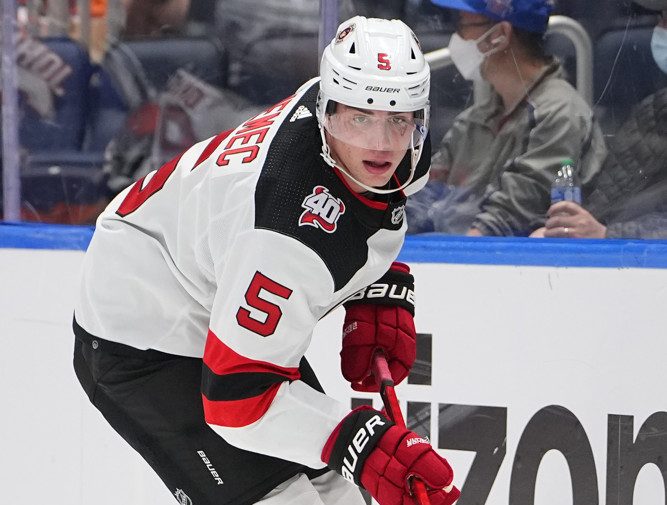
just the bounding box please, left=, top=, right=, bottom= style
left=294, top=77, right=320, bottom=97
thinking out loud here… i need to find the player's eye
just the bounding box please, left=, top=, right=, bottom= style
left=352, top=115, right=371, bottom=125
left=389, top=116, right=411, bottom=127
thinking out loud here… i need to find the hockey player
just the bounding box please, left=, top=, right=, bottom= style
left=73, top=16, right=460, bottom=505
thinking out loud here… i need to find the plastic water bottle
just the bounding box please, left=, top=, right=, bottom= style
left=550, top=158, right=581, bottom=204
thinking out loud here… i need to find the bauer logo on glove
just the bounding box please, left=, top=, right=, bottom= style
left=339, top=413, right=388, bottom=483
left=345, top=280, right=415, bottom=308
left=344, top=262, right=415, bottom=315
left=322, top=406, right=460, bottom=505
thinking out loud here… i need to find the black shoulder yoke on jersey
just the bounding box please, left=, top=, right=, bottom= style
left=254, top=81, right=430, bottom=291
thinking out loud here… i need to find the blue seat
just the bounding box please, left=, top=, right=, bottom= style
left=545, top=32, right=578, bottom=87
left=16, top=36, right=93, bottom=152
left=83, top=62, right=134, bottom=152
left=20, top=151, right=108, bottom=224
left=84, top=36, right=228, bottom=152
left=594, top=24, right=667, bottom=133
left=556, top=0, right=662, bottom=39
left=118, top=37, right=228, bottom=90
left=225, top=32, right=318, bottom=105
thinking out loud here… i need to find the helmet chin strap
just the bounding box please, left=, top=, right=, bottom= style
left=318, top=126, right=419, bottom=195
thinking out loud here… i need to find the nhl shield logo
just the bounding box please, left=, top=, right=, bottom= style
left=299, top=186, right=345, bottom=233
left=174, top=489, right=192, bottom=505
left=391, top=204, right=405, bottom=225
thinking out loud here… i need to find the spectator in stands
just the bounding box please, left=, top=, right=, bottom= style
left=214, top=0, right=357, bottom=105
left=121, top=0, right=191, bottom=38
left=407, top=0, right=608, bottom=236
left=531, top=0, right=667, bottom=239
left=99, top=0, right=264, bottom=198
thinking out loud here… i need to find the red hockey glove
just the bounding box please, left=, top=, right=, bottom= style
left=341, top=262, right=416, bottom=392
left=322, top=407, right=460, bottom=505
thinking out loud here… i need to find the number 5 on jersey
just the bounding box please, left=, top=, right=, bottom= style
left=236, top=271, right=293, bottom=337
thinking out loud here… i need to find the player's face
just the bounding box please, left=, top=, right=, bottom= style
left=325, top=104, right=414, bottom=193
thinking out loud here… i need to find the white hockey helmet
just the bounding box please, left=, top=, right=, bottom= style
left=317, top=16, right=431, bottom=194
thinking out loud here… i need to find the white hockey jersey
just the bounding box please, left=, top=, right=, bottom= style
left=75, top=78, right=430, bottom=470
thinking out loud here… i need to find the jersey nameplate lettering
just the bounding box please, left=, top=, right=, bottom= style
left=217, top=95, right=295, bottom=167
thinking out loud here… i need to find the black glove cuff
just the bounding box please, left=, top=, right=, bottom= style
left=329, top=408, right=393, bottom=485
left=343, top=267, right=415, bottom=316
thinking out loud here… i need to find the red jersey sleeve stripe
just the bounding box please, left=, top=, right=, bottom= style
left=203, top=330, right=300, bottom=379
left=202, top=383, right=282, bottom=428
left=202, top=330, right=301, bottom=427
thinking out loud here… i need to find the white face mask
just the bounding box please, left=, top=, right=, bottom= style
left=448, top=25, right=503, bottom=82
left=448, top=33, right=484, bottom=81
left=651, top=25, right=667, bottom=75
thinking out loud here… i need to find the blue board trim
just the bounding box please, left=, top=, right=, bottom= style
left=0, top=223, right=94, bottom=251
left=398, top=235, right=667, bottom=268
left=2, top=223, right=667, bottom=268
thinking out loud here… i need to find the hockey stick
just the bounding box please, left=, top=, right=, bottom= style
left=372, top=351, right=431, bottom=505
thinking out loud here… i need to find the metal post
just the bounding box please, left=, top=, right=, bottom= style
left=2, top=0, right=21, bottom=221
left=24, top=0, right=38, bottom=36
left=46, top=0, right=67, bottom=36
left=318, top=0, right=338, bottom=60
left=106, top=0, right=123, bottom=42
left=424, top=47, right=452, bottom=71
left=78, top=0, right=91, bottom=47
left=548, top=15, right=594, bottom=105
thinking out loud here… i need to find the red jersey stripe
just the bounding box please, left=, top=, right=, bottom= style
left=202, top=383, right=282, bottom=428
left=333, top=166, right=388, bottom=210
left=203, top=330, right=301, bottom=379
left=192, top=129, right=234, bottom=171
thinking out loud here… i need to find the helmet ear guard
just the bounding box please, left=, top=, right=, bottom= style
left=316, top=16, right=431, bottom=195
left=324, top=100, right=337, bottom=115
